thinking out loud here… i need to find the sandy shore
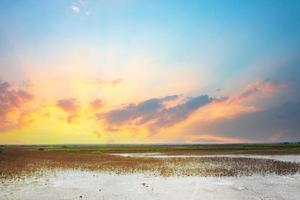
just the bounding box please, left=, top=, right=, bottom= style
left=1, top=169, right=300, bottom=200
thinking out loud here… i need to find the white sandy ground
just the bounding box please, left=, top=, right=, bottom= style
left=111, top=153, right=300, bottom=163
left=1, top=170, right=300, bottom=200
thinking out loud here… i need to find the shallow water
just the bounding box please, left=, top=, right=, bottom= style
left=111, top=153, right=300, bottom=163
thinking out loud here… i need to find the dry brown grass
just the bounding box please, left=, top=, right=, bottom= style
left=0, top=147, right=299, bottom=180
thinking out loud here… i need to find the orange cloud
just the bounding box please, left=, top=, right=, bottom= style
left=189, top=80, right=288, bottom=122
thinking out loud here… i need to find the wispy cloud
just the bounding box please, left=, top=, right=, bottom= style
left=71, top=4, right=80, bottom=13
left=231, top=80, right=288, bottom=103
left=192, top=80, right=289, bottom=121
left=185, top=101, right=300, bottom=143
left=89, top=78, right=123, bottom=87
left=70, top=0, right=91, bottom=16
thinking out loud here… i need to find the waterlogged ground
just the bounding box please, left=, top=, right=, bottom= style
left=1, top=170, right=300, bottom=200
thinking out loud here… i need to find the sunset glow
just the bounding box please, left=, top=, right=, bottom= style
left=1, top=0, right=300, bottom=144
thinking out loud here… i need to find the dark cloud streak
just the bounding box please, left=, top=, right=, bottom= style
left=100, top=95, right=214, bottom=131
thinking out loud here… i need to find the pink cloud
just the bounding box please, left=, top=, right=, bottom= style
left=0, top=80, right=34, bottom=132
left=90, top=98, right=103, bottom=110
left=56, top=98, right=79, bottom=123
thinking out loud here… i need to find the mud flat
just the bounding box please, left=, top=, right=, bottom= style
left=1, top=145, right=300, bottom=199
left=1, top=170, right=300, bottom=200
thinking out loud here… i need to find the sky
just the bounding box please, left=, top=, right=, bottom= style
left=0, top=0, right=300, bottom=144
